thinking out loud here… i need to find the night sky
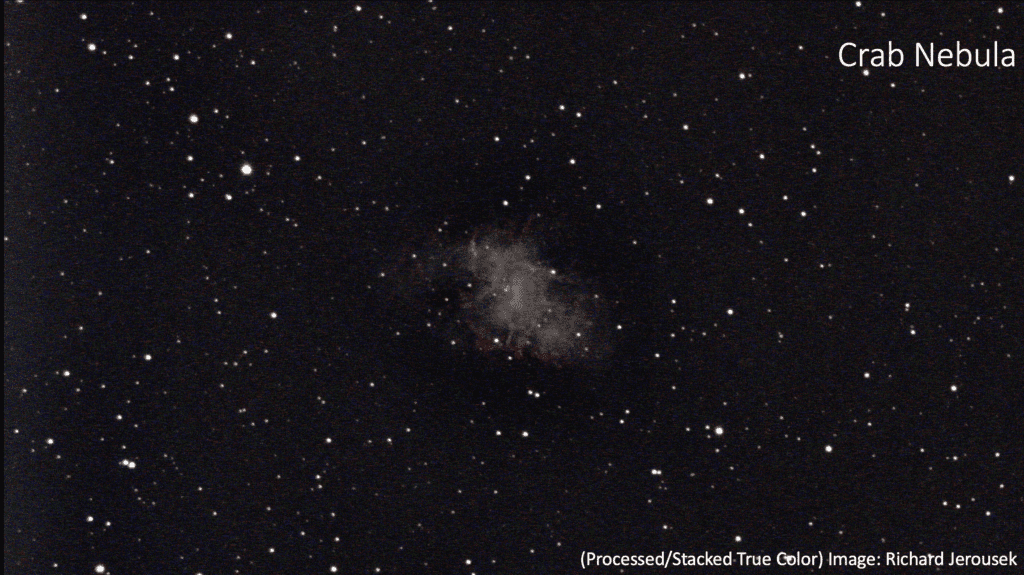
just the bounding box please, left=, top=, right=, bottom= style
left=5, top=2, right=1022, bottom=574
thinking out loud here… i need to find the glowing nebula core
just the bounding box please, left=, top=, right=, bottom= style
left=460, top=234, right=605, bottom=363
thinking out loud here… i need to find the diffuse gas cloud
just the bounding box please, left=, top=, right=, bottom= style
left=460, top=231, right=607, bottom=364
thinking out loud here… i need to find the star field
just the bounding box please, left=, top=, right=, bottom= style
left=4, top=3, right=1021, bottom=574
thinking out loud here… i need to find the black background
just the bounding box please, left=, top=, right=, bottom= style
left=5, top=2, right=1021, bottom=574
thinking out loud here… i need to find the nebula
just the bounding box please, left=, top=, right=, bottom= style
left=459, top=232, right=605, bottom=364
left=383, top=222, right=611, bottom=367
